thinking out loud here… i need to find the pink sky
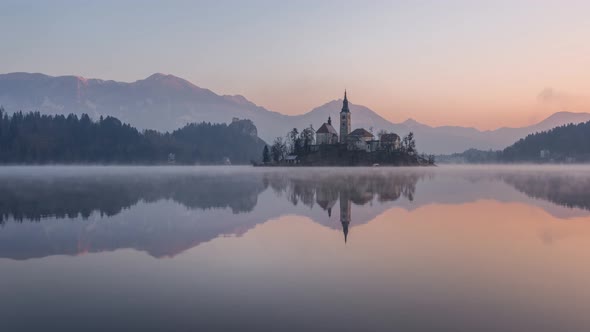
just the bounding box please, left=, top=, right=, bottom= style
left=1, top=1, right=589, bottom=129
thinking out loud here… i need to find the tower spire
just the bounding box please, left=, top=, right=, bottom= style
left=339, top=90, right=351, bottom=143
left=341, top=90, right=350, bottom=113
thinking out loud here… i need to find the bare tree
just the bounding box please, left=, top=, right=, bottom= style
left=271, top=137, right=287, bottom=162
left=300, top=125, right=315, bottom=152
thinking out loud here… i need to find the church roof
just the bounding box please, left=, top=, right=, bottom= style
left=317, top=122, right=338, bottom=134
left=349, top=128, right=374, bottom=138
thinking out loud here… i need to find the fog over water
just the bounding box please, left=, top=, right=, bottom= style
left=1, top=165, right=590, bottom=331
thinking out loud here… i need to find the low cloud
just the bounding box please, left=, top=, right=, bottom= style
left=537, top=87, right=589, bottom=110
left=538, top=88, right=570, bottom=104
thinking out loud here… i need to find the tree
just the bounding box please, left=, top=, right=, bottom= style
left=407, top=132, right=416, bottom=155
left=287, top=128, right=299, bottom=153
left=262, top=145, right=270, bottom=163
left=0, top=106, right=4, bottom=141
left=402, top=132, right=416, bottom=155
left=300, top=125, right=315, bottom=152
left=377, top=129, right=388, bottom=140
left=0, top=111, right=266, bottom=164
left=271, top=137, right=287, bottom=162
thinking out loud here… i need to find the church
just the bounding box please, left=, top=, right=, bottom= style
left=315, top=91, right=401, bottom=152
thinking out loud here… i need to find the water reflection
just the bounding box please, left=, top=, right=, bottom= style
left=0, top=173, right=266, bottom=222
left=2, top=166, right=590, bottom=331
left=500, top=172, right=590, bottom=211
left=1, top=166, right=590, bottom=261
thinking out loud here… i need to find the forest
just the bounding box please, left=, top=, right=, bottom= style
left=0, top=107, right=266, bottom=164
left=502, top=121, right=590, bottom=162
left=438, top=121, right=590, bottom=163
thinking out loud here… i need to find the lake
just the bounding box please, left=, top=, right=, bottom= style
left=1, top=165, right=590, bottom=331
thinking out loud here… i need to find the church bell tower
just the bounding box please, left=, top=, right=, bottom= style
left=339, top=90, right=351, bottom=143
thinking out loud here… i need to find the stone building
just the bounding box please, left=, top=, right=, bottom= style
left=313, top=90, right=402, bottom=153
left=316, top=117, right=339, bottom=145
left=347, top=128, right=375, bottom=151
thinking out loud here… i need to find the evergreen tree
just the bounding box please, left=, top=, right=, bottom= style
left=262, top=145, right=270, bottom=163
left=502, top=121, right=590, bottom=162
left=287, top=128, right=299, bottom=153
left=0, top=111, right=266, bottom=164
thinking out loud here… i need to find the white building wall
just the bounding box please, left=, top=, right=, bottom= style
left=317, top=133, right=338, bottom=145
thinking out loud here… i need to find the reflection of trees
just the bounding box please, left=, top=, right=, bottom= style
left=263, top=173, right=421, bottom=212
left=0, top=171, right=422, bottom=225
left=262, top=172, right=421, bottom=243
left=0, top=175, right=267, bottom=223
left=0, top=170, right=425, bottom=259
left=502, top=173, right=590, bottom=211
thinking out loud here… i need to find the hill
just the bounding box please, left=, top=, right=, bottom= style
left=0, top=108, right=265, bottom=164
left=2, top=72, right=590, bottom=154
left=438, top=120, right=590, bottom=163
left=502, top=121, right=590, bottom=162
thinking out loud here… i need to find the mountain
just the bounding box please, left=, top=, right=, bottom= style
left=0, top=72, right=289, bottom=139
left=2, top=72, right=590, bottom=154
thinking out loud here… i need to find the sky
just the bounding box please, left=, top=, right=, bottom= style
left=1, top=0, right=589, bottom=129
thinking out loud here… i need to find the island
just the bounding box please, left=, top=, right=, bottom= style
left=257, top=91, right=435, bottom=166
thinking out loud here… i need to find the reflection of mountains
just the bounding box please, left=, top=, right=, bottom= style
left=3, top=168, right=590, bottom=261
left=0, top=171, right=420, bottom=260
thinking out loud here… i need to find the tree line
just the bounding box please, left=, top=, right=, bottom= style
left=438, top=121, right=590, bottom=163
left=262, top=125, right=316, bottom=163
left=0, top=107, right=266, bottom=164
left=502, top=121, right=590, bottom=162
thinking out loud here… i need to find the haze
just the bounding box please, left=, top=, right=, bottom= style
left=1, top=0, right=589, bottom=129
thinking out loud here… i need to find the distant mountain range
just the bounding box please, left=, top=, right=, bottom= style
left=2, top=72, right=590, bottom=154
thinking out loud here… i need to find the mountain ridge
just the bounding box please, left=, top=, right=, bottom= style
left=1, top=72, right=589, bottom=154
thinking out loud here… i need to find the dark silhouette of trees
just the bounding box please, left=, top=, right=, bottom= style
left=262, top=145, right=271, bottom=163
left=502, top=121, right=590, bottom=162
left=401, top=132, right=416, bottom=155
left=439, top=121, right=590, bottom=163
left=287, top=128, right=299, bottom=154
left=0, top=110, right=265, bottom=164
left=270, top=137, right=287, bottom=162
left=300, top=125, right=315, bottom=152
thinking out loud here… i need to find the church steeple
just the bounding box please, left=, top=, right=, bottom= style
left=341, top=90, right=350, bottom=113
left=339, top=90, right=351, bottom=143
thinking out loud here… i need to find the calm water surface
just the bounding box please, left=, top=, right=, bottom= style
left=1, top=165, right=590, bottom=331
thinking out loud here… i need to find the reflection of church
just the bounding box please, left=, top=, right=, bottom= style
left=340, top=192, right=351, bottom=243
left=316, top=188, right=352, bottom=243
left=275, top=172, right=420, bottom=244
